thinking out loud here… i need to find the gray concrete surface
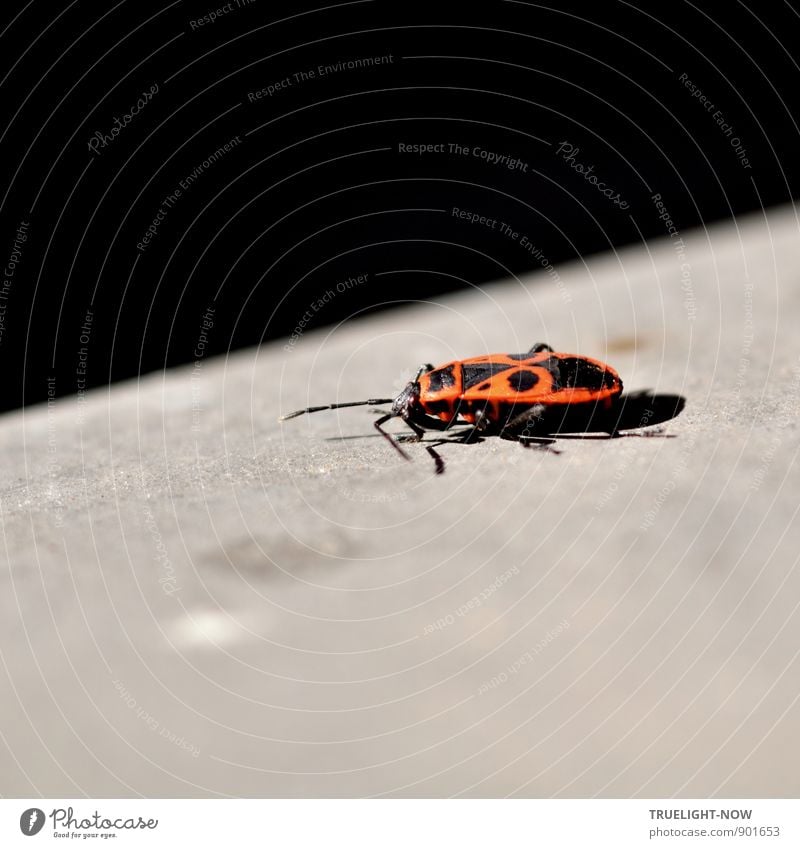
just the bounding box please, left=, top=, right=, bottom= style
left=2, top=205, right=799, bottom=798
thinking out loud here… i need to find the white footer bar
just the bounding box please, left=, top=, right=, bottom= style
left=2, top=799, right=797, bottom=847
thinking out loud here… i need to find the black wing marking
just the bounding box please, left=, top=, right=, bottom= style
left=557, top=357, right=614, bottom=390
left=462, top=362, right=514, bottom=388
left=427, top=365, right=457, bottom=392
left=506, top=370, right=540, bottom=392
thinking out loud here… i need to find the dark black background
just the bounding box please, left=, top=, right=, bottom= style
left=0, top=0, right=797, bottom=413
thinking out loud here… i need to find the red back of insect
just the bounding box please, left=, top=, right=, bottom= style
left=418, top=350, right=622, bottom=424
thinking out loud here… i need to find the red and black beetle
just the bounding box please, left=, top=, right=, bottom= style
left=280, top=343, right=624, bottom=472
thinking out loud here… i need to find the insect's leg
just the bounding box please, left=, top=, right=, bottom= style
left=600, top=401, right=624, bottom=438
left=395, top=418, right=427, bottom=443
left=414, top=363, right=435, bottom=381
left=474, top=409, right=490, bottom=431
left=425, top=444, right=445, bottom=474
left=458, top=427, right=481, bottom=444
left=458, top=409, right=490, bottom=443
left=374, top=414, right=412, bottom=462
left=528, top=343, right=554, bottom=354
left=517, top=434, right=562, bottom=455
left=500, top=403, right=546, bottom=438
left=395, top=417, right=446, bottom=473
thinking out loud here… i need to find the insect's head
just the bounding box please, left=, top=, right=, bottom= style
left=391, top=380, right=421, bottom=418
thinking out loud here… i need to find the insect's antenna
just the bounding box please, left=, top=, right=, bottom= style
left=279, top=398, right=394, bottom=421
